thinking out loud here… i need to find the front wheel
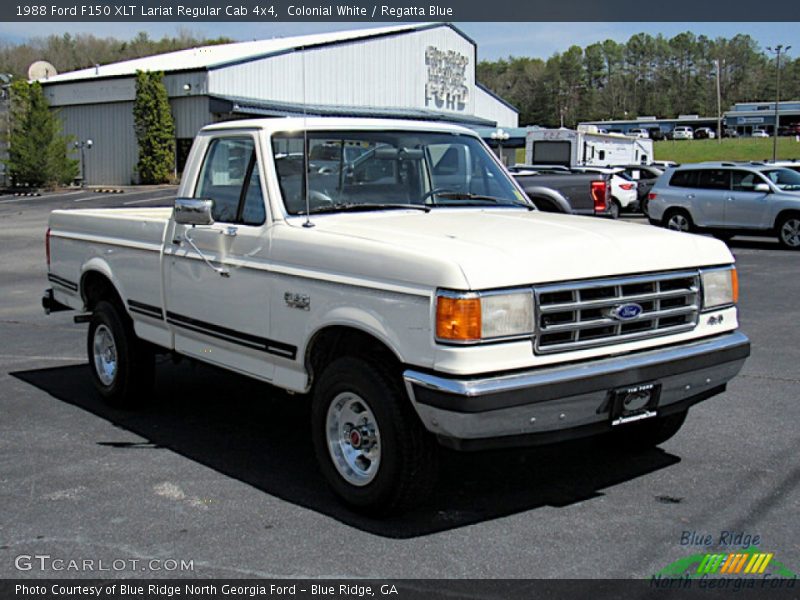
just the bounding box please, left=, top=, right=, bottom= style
left=777, top=214, right=800, bottom=249
left=87, top=300, right=154, bottom=408
left=311, top=357, right=439, bottom=514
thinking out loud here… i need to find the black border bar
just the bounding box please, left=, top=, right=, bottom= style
left=165, top=311, right=297, bottom=359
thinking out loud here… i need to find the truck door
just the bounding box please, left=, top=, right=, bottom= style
left=164, top=133, right=281, bottom=381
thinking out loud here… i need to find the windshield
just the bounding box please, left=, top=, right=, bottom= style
left=762, top=168, right=800, bottom=191
left=271, top=130, right=530, bottom=215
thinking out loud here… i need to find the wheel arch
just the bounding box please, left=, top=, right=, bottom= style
left=304, top=323, right=405, bottom=390
left=774, top=208, right=800, bottom=231
left=79, top=260, right=127, bottom=313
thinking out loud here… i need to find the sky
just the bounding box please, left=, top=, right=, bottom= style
left=0, top=22, right=797, bottom=61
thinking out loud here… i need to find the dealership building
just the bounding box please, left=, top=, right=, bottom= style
left=580, top=101, right=800, bottom=138
left=37, top=23, right=519, bottom=185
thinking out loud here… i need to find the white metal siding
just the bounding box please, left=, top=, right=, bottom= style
left=208, top=27, right=478, bottom=119
left=58, top=97, right=211, bottom=184
left=58, top=102, right=138, bottom=185
left=475, top=86, right=518, bottom=128
left=44, top=72, right=208, bottom=108
left=171, top=95, right=210, bottom=138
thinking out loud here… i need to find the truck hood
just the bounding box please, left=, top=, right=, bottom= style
left=304, top=208, right=733, bottom=289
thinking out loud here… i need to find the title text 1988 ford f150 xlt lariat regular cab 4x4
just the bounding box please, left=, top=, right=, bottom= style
left=43, top=118, right=750, bottom=514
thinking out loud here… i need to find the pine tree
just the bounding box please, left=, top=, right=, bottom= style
left=133, top=70, right=175, bottom=184
left=4, top=80, right=78, bottom=186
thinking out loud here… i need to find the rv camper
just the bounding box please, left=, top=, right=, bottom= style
left=525, top=126, right=654, bottom=168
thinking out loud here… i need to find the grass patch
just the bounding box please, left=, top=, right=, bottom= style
left=655, top=138, right=800, bottom=164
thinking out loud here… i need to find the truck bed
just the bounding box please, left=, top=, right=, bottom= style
left=48, top=207, right=172, bottom=315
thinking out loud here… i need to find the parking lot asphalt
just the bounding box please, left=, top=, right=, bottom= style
left=0, top=188, right=798, bottom=579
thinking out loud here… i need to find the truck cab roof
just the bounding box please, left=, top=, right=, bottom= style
left=201, top=117, right=478, bottom=136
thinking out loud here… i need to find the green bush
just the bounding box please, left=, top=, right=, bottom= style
left=4, top=80, right=78, bottom=187
left=133, top=70, right=175, bottom=184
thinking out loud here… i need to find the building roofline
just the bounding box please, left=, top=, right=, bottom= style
left=39, top=23, right=475, bottom=86
left=475, top=82, right=519, bottom=114
left=210, top=94, right=497, bottom=127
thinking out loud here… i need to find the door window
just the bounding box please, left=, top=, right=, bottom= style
left=696, top=169, right=729, bottom=190
left=194, top=137, right=266, bottom=225
left=731, top=170, right=766, bottom=192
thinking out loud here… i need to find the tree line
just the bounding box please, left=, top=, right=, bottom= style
left=477, top=32, right=800, bottom=127
left=0, top=30, right=231, bottom=79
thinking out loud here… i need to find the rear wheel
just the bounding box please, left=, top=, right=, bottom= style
left=87, top=300, right=154, bottom=408
left=663, top=209, right=694, bottom=233
left=311, top=356, right=438, bottom=514
left=607, top=198, right=621, bottom=219
left=777, top=214, right=800, bottom=249
left=608, top=410, right=688, bottom=452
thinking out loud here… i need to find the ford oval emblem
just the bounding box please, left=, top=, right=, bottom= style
left=609, top=303, right=643, bottom=321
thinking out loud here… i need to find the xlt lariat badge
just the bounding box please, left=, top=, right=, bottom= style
left=285, top=292, right=310, bottom=311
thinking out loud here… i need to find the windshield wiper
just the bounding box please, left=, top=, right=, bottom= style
left=304, top=203, right=431, bottom=215
left=434, top=192, right=534, bottom=210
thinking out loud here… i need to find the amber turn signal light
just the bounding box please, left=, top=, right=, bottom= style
left=436, top=296, right=481, bottom=341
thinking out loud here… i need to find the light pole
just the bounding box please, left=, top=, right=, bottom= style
left=767, top=44, right=791, bottom=161
left=74, top=139, right=93, bottom=187
left=714, top=59, right=723, bottom=144
left=491, top=128, right=510, bottom=166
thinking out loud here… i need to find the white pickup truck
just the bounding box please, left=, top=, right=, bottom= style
left=43, top=118, right=750, bottom=514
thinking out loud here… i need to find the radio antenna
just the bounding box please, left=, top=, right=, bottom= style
left=301, top=45, right=314, bottom=228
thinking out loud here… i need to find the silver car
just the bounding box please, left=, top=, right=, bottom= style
left=648, top=162, right=800, bottom=249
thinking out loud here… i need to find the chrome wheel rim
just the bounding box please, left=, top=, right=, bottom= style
left=667, top=214, right=689, bottom=232
left=92, top=324, right=117, bottom=386
left=326, top=392, right=381, bottom=486
left=781, top=218, right=800, bottom=247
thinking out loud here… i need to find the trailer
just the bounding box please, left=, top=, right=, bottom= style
left=525, top=126, right=654, bottom=168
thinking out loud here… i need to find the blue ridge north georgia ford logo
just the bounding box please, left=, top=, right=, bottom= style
left=608, top=302, right=644, bottom=321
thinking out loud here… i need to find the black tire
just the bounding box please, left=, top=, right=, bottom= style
left=662, top=209, right=694, bottom=233
left=607, top=410, right=688, bottom=452
left=776, top=214, right=800, bottom=250
left=87, top=300, right=154, bottom=408
left=311, top=356, right=439, bottom=514
left=607, top=198, right=621, bottom=219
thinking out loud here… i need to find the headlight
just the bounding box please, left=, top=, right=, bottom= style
left=701, top=267, right=738, bottom=310
left=436, top=290, right=534, bottom=342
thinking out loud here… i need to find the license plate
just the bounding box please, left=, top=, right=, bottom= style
left=609, top=382, right=660, bottom=426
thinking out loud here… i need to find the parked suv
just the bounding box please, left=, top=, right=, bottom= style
left=672, top=126, right=694, bottom=140
left=648, top=162, right=800, bottom=249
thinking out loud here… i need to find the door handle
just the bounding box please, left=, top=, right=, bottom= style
left=686, top=194, right=695, bottom=199
left=179, top=228, right=230, bottom=278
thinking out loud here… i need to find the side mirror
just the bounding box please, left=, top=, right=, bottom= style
left=174, top=198, right=214, bottom=226
left=754, top=183, right=771, bottom=193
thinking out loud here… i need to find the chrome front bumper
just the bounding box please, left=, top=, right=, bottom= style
left=403, top=332, right=750, bottom=450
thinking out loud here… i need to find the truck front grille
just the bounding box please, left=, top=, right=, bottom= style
left=534, top=270, right=700, bottom=354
